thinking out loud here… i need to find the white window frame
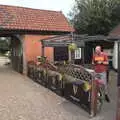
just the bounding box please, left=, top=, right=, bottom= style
left=75, top=48, right=81, bottom=59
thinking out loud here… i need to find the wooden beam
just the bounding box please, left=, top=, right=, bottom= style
left=0, top=29, right=71, bottom=35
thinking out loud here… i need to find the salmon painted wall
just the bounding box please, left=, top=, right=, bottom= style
left=24, top=35, right=54, bottom=62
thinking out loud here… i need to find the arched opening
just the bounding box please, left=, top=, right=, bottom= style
left=0, top=35, right=23, bottom=73
left=11, top=36, right=23, bottom=73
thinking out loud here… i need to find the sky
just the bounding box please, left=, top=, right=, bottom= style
left=0, top=0, right=74, bottom=16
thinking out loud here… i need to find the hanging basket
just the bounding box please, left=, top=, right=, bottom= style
left=37, top=56, right=47, bottom=63
left=68, top=43, right=77, bottom=51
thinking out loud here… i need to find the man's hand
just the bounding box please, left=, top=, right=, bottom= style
left=103, top=61, right=109, bottom=65
left=97, top=61, right=103, bottom=64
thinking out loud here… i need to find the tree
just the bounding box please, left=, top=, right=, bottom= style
left=69, top=0, right=120, bottom=35
left=0, top=37, right=10, bottom=53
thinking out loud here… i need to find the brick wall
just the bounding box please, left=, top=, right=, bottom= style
left=24, top=35, right=54, bottom=62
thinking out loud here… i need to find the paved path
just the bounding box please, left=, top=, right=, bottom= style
left=0, top=56, right=117, bottom=120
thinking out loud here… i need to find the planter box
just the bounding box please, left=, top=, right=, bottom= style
left=27, top=64, right=35, bottom=79
left=64, top=80, right=91, bottom=112
left=62, top=73, right=91, bottom=113
left=47, top=70, right=64, bottom=96
left=35, top=68, right=48, bottom=87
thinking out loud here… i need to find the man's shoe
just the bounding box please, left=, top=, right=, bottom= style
left=105, top=94, right=110, bottom=103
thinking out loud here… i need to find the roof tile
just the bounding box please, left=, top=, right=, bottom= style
left=0, top=5, right=74, bottom=32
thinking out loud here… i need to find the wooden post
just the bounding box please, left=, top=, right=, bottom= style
left=71, top=50, right=75, bottom=64
left=42, top=45, right=45, bottom=57
left=90, top=73, right=97, bottom=117
left=116, top=87, right=120, bottom=120
left=21, top=35, right=27, bottom=75
left=81, top=47, right=85, bottom=65
left=68, top=47, right=72, bottom=62
left=41, top=40, right=45, bottom=57
left=10, top=38, right=14, bottom=69
left=116, top=41, right=120, bottom=120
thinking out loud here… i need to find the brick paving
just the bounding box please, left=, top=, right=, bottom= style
left=0, top=57, right=117, bottom=120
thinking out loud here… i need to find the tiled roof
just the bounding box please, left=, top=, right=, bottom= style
left=0, top=5, right=74, bottom=32
left=109, top=24, right=120, bottom=36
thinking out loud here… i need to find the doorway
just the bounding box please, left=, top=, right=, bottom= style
left=54, top=47, right=68, bottom=61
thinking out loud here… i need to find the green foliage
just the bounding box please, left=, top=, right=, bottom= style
left=37, top=56, right=47, bottom=63
left=0, top=37, right=10, bottom=50
left=68, top=43, right=77, bottom=51
left=69, top=0, right=120, bottom=35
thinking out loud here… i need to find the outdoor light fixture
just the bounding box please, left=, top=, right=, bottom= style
left=68, top=43, right=77, bottom=51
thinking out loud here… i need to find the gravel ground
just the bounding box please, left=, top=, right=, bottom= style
left=0, top=57, right=117, bottom=120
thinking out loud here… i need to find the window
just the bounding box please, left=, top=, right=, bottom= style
left=75, top=48, right=81, bottom=59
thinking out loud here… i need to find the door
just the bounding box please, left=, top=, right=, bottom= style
left=84, top=42, right=93, bottom=64
left=54, top=47, right=68, bottom=61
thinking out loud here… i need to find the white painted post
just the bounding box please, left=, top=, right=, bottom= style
left=116, top=40, right=120, bottom=120
left=68, top=47, right=72, bottom=62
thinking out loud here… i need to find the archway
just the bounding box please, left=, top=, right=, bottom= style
left=10, top=36, right=23, bottom=73
left=0, top=35, right=23, bottom=73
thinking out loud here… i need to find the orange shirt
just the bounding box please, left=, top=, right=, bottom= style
left=92, top=52, right=108, bottom=73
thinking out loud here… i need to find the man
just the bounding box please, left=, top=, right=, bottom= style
left=92, top=46, right=110, bottom=102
